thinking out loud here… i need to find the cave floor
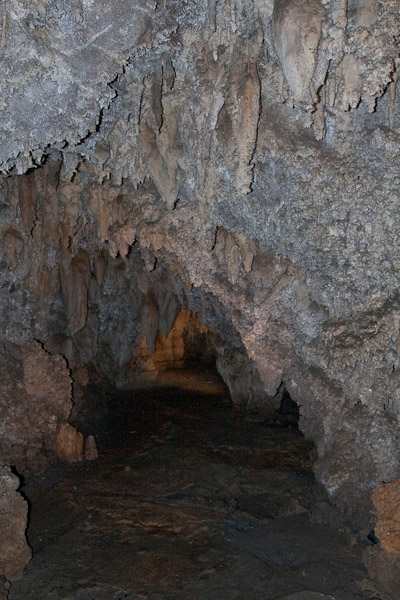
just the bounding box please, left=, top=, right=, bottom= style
left=11, top=369, right=382, bottom=600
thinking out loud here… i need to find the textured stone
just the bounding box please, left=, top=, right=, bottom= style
left=272, top=0, right=323, bottom=104
left=363, top=545, right=400, bottom=596
left=84, top=435, right=98, bottom=461
left=0, top=0, right=180, bottom=173
left=0, top=466, right=31, bottom=581
left=372, top=479, right=400, bottom=555
left=216, top=347, right=273, bottom=413
left=0, top=342, right=72, bottom=472
left=56, top=423, right=84, bottom=463
left=0, top=0, right=398, bottom=531
left=124, top=308, right=216, bottom=385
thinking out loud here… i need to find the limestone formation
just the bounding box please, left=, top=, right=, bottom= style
left=56, top=423, right=84, bottom=463
left=372, top=479, right=400, bottom=555
left=216, top=347, right=272, bottom=413
left=124, top=308, right=216, bottom=384
left=0, top=341, right=72, bottom=472
left=272, top=0, right=323, bottom=104
left=0, top=0, right=398, bottom=558
left=0, top=466, right=31, bottom=582
left=84, top=435, right=98, bottom=461
left=363, top=545, right=400, bottom=596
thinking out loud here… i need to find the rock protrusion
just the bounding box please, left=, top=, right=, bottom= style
left=0, top=342, right=73, bottom=473
left=272, top=0, right=323, bottom=104
left=56, top=423, right=84, bottom=463
left=372, top=478, right=400, bottom=555
left=60, top=248, right=91, bottom=335
left=0, top=466, right=31, bottom=583
left=84, top=435, right=99, bottom=461
left=159, top=291, right=180, bottom=338
left=2, top=229, right=24, bottom=270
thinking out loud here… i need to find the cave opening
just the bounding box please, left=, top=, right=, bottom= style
left=66, top=302, right=303, bottom=458
left=8, top=303, right=342, bottom=600
left=70, top=305, right=235, bottom=455
left=0, top=159, right=382, bottom=599
left=2, top=0, right=400, bottom=595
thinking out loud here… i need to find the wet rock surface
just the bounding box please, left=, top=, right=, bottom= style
left=9, top=371, right=389, bottom=600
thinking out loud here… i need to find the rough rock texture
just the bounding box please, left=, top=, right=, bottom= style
left=216, top=346, right=273, bottom=413
left=0, top=0, right=399, bottom=533
left=84, top=435, right=98, bottom=461
left=56, top=423, right=84, bottom=463
left=363, top=546, right=400, bottom=596
left=372, top=479, right=400, bottom=556
left=0, top=466, right=31, bottom=581
left=124, top=308, right=216, bottom=381
left=0, top=0, right=180, bottom=173
left=0, top=341, right=72, bottom=472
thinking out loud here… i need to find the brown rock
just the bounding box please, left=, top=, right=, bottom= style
left=0, top=576, right=11, bottom=600
left=0, top=466, right=31, bottom=582
left=363, top=545, right=400, bottom=595
left=60, top=248, right=91, bottom=335
left=2, top=229, right=24, bottom=269
left=372, top=478, right=400, bottom=555
left=272, top=0, right=322, bottom=103
left=84, top=435, right=98, bottom=461
left=56, top=423, right=84, bottom=462
left=0, top=342, right=73, bottom=474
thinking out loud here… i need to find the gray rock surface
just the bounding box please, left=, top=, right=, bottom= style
left=0, top=0, right=180, bottom=173
left=0, top=0, right=399, bottom=533
left=0, top=466, right=31, bottom=582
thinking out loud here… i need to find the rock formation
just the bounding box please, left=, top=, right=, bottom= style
left=84, top=435, right=98, bottom=461
left=0, top=340, right=72, bottom=473
left=0, top=0, right=399, bottom=580
left=0, top=467, right=31, bottom=585
left=372, top=479, right=400, bottom=556
left=56, top=422, right=84, bottom=463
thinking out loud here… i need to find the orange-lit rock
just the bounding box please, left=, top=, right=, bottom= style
left=56, top=423, right=84, bottom=463
left=372, top=479, right=400, bottom=555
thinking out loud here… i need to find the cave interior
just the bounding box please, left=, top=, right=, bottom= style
left=1, top=0, right=400, bottom=598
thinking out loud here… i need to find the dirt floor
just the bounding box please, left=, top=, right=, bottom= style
left=10, top=369, right=387, bottom=600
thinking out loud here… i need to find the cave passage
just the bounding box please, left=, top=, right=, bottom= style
left=10, top=357, right=371, bottom=599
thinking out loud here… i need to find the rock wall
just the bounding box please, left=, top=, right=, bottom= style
left=0, top=467, right=31, bottom=588
left=0, top=0, right=399, bottom=530
left=0, top=340, right=72, bottom=473
left=124, top=308, right=216, bottom=379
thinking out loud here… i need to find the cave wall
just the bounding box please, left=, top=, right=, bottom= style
left=0, top=340, right=72, bottom=473
left=124, top=308, right=216, bottom=378
left=0, top=0, right=399, bottom=532
left=0, top=467, right=31, bottom=594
